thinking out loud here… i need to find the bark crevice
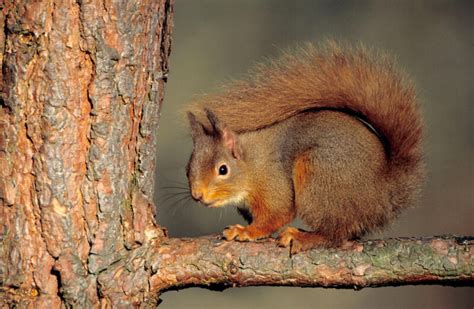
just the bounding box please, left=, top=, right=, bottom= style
left=1, top=1, right=173, bottom=307
left=2, top=1, right=472, bottom=308
left=93, top=235, right=473, bottom=306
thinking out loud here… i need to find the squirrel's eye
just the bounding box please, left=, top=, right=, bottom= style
left=218, top=164, right=228, bottom=176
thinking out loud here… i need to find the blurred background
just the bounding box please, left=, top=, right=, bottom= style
left=154, top=0, right=473, bottom=308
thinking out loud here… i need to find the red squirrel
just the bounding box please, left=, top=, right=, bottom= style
left=184, top=42, right=424, bottom=254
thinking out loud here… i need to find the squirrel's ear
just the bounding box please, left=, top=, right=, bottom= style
left=222, top=127, right=242, bottom=160
left=204, top=109, right=242, bottom=159
left=187, top=112, right=205, bottom=140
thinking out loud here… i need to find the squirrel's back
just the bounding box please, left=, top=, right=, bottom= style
left=187, top=43, right=422, bottom=168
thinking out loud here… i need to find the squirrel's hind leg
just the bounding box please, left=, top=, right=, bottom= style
left=277, top=227, right=338, bottom=254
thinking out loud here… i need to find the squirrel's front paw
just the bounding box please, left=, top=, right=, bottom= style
left=223, top=224, right=268, bottom=241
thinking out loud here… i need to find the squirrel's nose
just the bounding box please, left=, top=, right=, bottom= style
left=191, top=190, right=203, bottom=202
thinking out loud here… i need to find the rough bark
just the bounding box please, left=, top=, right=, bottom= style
left=0, top=1, right=472, bottom=308
left=96, top=235, right=473, bottom=306
left=159, top=236, right=472, bottom=288
left=0, top=0, right=172, bottom=307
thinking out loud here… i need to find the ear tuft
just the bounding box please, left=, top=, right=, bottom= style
left=188, top=112, right=205, bottom=140
left=203, top=109, right=242, bottom=159
left=187, top=111, right=197, bottom=124
left=205, top=108, right=221, bottom=134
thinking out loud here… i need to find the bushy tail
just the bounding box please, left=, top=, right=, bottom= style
left=187, top=42, right=424, bottom=201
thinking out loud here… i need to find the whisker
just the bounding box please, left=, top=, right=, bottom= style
left=167, top=179, right=189, bottom=186
left=159, top=186, right=190, bottom=191
left=168, top=193, right=192, bottom=207
left=159, top=192, right=191, bottom=206
left=157, top=189, right=190, bottom=195
left=158, top=191, right=190, bottom=197
left=170, top=195, right=193, bottom=216
left=159, top=179, right=189, bottom=187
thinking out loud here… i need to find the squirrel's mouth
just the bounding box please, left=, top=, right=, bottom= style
left=204, top=200, right=225, bottom=208
left=203, top=193, right=247, bottom=209
left=200, top=196, right=232, bottom=208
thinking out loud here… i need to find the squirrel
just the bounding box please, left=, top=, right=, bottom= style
left=184, top=42, right=424, bottom=254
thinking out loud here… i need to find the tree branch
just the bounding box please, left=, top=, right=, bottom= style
left=97, top=235, right=473, bottom=306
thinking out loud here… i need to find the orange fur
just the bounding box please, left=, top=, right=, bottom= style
left=248, top=189, right=295, bottom=233
left=223, top=191, right=295, bottom=241
left=293, top=151, right=312, bottom=192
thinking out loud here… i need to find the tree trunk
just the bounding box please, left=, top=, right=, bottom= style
left=0, top=0, right=173, bottom=306
left=0, top=1, right=473, bottom=308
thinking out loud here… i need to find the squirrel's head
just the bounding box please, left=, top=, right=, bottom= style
left=186, top=109, right=248, bottom=208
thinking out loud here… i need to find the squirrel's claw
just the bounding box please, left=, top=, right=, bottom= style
left=277, top=227, right=298, bottom=247
left=223, top=224, right=245, bottom=240
left=277, top=227, right=325, bottom=255
left=223, top=224, right=268, bottom=241
left=277, top=227, right=302, bottom=255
